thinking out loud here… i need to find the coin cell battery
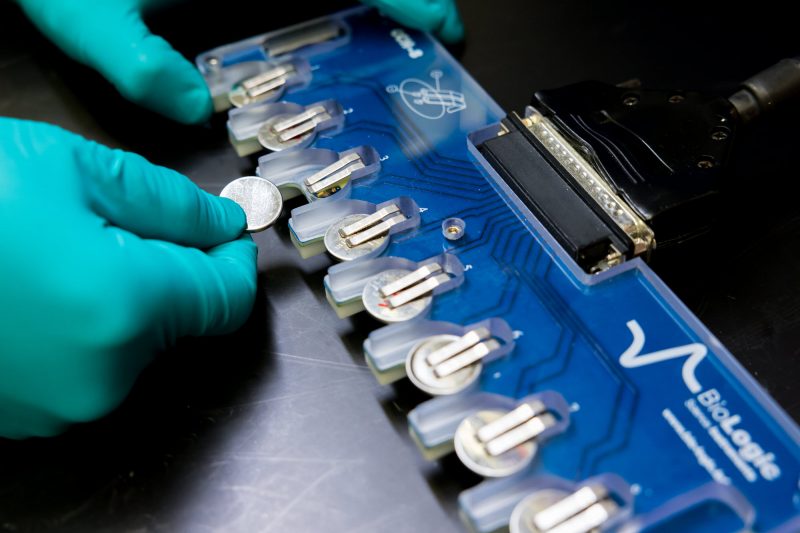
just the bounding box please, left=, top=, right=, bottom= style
left=228, top=57, right=309, bottom=108
left=324, top=203, right=410, bottom=261
left=509, top=484, right=619, bottom=533
left=229, top=99, right=344, bottom=157
left=220, top=176, right=283, bottom=232
left=454, top=399, right=556, bottom=477
left=258, top=104, right=336, bottom=152
left=406, top=327, right=501, bottom=395
left=198, top=18, right=342, bottom=111
left=361, top=270, right=432, bottom=323
left=362, top=263, right=451, bottom=323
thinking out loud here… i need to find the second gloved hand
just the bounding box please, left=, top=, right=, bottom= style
left=0, top=118, right=257, bottom=439
left=15, top=0, right=463, bottom=125
left=15, top=0, right=213, bottom=124
left=361, top=0, right=464, bottom=43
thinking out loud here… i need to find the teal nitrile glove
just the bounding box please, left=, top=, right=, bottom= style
left=361, top=0, right=464, bottom=43
left=14, top=0, right=212, bottom=124
left=0, top=118, right=257, bottom=439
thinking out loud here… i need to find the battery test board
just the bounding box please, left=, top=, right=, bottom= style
left=197, top=7, right=800, bottom=532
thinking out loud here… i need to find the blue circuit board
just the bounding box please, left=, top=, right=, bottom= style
left=198, top=7, right=800, bottom=532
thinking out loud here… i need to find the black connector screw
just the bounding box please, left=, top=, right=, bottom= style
left=668, top=94, right=684, bottom=103
left=711, top=130, right=729, bottom=141
left=697, top=159, right=715, bottom=169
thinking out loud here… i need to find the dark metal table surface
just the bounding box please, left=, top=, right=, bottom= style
left=1, top=1, right=798, bottom=531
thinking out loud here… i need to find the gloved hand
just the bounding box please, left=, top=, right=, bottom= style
left=0, top=118, right=257, bottom=439
left=15, top=0, right=464, bottom=124
left=15, top=0, right=213, bottom=125
left=363, top=0, right=464, bottom=43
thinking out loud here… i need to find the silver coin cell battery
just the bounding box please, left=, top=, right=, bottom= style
left=509, top=490, right=569, bottom=533
left=258, top=105, right=331, bottom=152
left=325, top=205, right=408, bottom=261
left=406, top=328, right=499, bottom=395
left=379, top=263, right=449, bottom=309
left=219, top=176, right=283, bottom=232
left=406, top=335, right=479, bottom=395
left=362, top=269, right=432, bottom=323
left=510, top=484, right=618, bottom=533
left=324, top=214, right=388, bottom=261
left=229, top=63, right=295, bottom=108
left=454, top=401, right=555, bottom=478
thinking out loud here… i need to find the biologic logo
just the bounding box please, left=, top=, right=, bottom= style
left=618, top=319, right=781, bottom=482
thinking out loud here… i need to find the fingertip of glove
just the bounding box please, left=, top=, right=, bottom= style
left=146, top=72, right=212, bottom=124
left=437, top=4, right=465, bottom=43
left=112, top=40, right=213, bottom=124
left=214, top=195, right=248, bottom=236
left=169, top=83, right=213, bottom=125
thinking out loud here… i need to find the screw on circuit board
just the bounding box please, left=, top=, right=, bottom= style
left=442, top=218, right=466, bottom=241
